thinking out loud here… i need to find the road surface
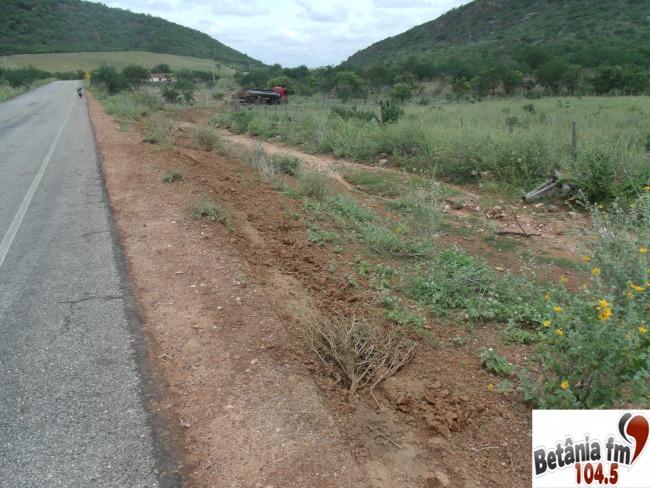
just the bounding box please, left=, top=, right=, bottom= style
left=0, top=81, right=164, bottom=486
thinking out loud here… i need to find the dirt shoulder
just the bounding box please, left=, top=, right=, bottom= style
left=89, top=93, right=533, bottom=488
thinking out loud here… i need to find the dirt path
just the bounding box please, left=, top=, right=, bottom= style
left=89, top=94, right=538, bottom=487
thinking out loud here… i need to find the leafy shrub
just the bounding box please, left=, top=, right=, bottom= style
left=273, top=154, right=300, bottom=176
left=520, top=191, right=650, bottom=408
left=330, top=105, right=375, bottom=123
left=481, top=347, right=515, bottom=377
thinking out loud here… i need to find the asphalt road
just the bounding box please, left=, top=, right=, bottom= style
left=0, top=81, right=163, bottom=487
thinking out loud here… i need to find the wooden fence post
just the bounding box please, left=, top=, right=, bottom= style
left=572, top=121, right=577, bottom=161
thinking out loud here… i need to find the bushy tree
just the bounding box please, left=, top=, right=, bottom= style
left=389, top=82, right=414, bottom=105
left=90, top=65, right=129, bottom=95
left=122, top=64, right=150, bottom=90
left=330, top=70, right=367, bottom=101
left=161, top=79, right=195, bottom=103
left=267, top=75, right=295, bottom=94
left=151, top=64, right=171, bottom=73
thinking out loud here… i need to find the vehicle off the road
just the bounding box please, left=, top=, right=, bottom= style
left=237, top=87, right=288, bottom=105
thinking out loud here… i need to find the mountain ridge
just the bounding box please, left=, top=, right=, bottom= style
left=0, top=0, right=263, bottom=67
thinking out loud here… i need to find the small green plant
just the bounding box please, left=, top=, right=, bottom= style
left=481, top=347, right=515, bottom=377
left=163, top=167, right=186, bottom=183
left=234, top=269, right=247, bottom=287
left=187, top=196, right=233, bottom=229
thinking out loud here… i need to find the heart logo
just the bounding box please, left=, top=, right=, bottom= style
left=619, top=413, right=649, bottom=465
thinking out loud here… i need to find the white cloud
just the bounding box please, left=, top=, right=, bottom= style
left=86, top=0, right=473, bottom=67
left=208, top=0, right=270, bottom=17
left=296, top=0, right=351, bottom=23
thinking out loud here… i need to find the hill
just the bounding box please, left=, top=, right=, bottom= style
left=0, top=0, right=262, bottom=68
left=344, top=0, right=650, bottom=73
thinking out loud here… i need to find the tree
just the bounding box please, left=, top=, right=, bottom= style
left=471, top=69, right=500, bottom=96
left=536, top=60, right=569, bottom=94
left=151, top=64, right=171, bottom=73
left=90, top=65, right=129, bottom=95
left=389, top=82, right=415, bottom=105
left=122, top=64, right=150, bottom=90
left=330, top=70, right=367, bottom=101
left=267, top=75, right=296, bottom=94
left=174, top=79, right=196, bottom=103
left=394, top=71, right=423, bottom=94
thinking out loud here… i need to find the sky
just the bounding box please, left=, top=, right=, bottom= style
left=90, top=0, right=473, bottom=68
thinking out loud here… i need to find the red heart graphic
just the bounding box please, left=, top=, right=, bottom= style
left=627, top=414, right=649, bottom=465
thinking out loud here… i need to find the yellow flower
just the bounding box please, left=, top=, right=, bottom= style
left=561, top=276, right=568, bottom=283
left=556, top=329, right=564, bottom=336
left=543, top=320, right=552, bottom=327
left=591, top=268, right=601, bottom=276
left=486, top=384, right=494, bottom=390
left=643, top=186, right=650, bottom=191
left=543, top=294, right=549, bottom=300
left=629, top=282, right=645, bottom=292
left=628, top=291, right=634, bottom=297
left=639, top=327, right=648, bottom=334
left=598, top=204, right=603, bottom=209
left=598, top=299, right=609, bottom=308
left=560, top=381, right=570, bottom=389
left=553, top=306, right=564, bottom=312
left=582, top=256, right=591, bottom=261
left=598, top=308, right=612, bottom=321
left=641, top=248, right=648, bottom=254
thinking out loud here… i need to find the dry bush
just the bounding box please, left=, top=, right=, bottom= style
left=303, top=315, right=417, bottom=394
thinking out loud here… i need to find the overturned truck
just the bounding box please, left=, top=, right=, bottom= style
left=237, top=87, right=288, bottom=105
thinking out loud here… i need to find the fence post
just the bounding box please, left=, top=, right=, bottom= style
left=572, top=121, right=577, bottom=161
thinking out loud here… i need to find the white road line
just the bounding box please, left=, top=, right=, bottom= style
left=0, top=100, right=75, bottom=269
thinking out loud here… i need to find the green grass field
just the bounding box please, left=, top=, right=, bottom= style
left=215, top=94, right=650, bottom=200
left=1, top=51, right=235, bottom=75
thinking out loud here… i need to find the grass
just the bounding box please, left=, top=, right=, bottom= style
left=214, top=95, right=650, bottom=200
left=187, top=196, right=233, bottom=229
left=1, top=51, right=236, bottom=76
left=163, top=167, right=186, bottom=183
left=342, top=168, right=428, bottom=198
left=93, top=88, right=650, bottom=409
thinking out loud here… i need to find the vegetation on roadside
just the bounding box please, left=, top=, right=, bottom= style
left=93, top=83, right=650, bottom=409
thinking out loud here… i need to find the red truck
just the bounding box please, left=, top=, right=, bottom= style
left=237, top=87, right=288, bottom=105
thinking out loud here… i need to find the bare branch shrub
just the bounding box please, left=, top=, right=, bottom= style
left=303, top=315, right=417, bottom=394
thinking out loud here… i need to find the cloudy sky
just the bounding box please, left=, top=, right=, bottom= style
left=90, top=0, right=472, bottom=68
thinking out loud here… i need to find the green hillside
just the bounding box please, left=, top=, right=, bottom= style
left=345, top=0, right=650, bottom=72
left=0, top=0, right=262, bottom=68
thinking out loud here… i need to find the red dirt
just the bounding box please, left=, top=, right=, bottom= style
left=88, top=94, right=557, bottom=487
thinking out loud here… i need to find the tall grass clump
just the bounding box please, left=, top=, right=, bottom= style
left=142, top=112, right=174, bottom=143
left=189, top=126, right=224, bottom=152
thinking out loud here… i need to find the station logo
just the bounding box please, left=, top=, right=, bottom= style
left=532, top=411, right=650, bottom=487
